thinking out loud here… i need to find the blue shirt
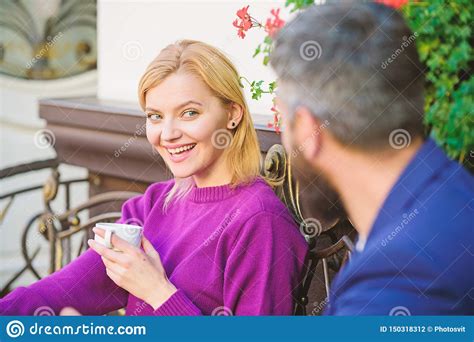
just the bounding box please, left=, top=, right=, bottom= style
left=325, top=138, right=474, bottom=315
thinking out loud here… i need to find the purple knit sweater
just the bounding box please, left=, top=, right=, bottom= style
left=0, top=177, right=308, bottom=316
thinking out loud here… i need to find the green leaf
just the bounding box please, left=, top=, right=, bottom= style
left=402, top=0, right=473, bottom=167
left=253, top=44, right=261, bottom=58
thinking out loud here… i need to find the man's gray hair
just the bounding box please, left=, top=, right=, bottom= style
left=270, top=2, right=425, bottom=150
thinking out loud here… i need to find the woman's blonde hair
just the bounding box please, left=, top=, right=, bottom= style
left=138, top=40, right=263, bottom=210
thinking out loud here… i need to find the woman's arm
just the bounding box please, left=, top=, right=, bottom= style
left=0, top=192, right=151, bottom=316
left=151, top=211, right=308, bottom=316
left=0, top=248, right=128, bottom=315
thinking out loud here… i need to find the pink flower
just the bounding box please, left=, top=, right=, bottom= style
left=233, top=5, right=253, bottom=39
left=269, top=105, right=281, bottom=134
left=236, top=5, right=250, bottom=20
left=264, top=8, right=285, bottom=38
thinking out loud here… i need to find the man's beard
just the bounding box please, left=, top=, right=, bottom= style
left=290, top=146, right=347, bottom=231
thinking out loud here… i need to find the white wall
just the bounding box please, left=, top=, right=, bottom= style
left=98, top=0, right=287, bottom=117
left=0, top=71, right=97, bottom=127
left=0, top=33, right=96, bottom=289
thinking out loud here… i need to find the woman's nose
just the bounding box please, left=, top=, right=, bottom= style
left=161, top=119, right=182, bottom=142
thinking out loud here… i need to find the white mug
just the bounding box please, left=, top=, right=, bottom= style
left=94, top=222, right=143, bottom=251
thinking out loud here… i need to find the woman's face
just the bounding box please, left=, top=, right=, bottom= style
left=145, top=71, right=234, bottom=184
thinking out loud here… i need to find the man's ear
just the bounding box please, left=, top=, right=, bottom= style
left=293, top=106, right=322, bottom=161
left=227, top=102, right=244, bottom=129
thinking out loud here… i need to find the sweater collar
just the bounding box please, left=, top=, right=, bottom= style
left=189, top=177, right=263, bottom=203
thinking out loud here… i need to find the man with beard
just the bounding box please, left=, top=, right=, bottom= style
left=270, top=2, right=473, bottom=315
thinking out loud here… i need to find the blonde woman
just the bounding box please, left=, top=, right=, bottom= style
left=0, top=40, right=308, bottom=316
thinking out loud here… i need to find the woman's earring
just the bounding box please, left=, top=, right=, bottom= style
left=231, top=122, right=236, bottom=128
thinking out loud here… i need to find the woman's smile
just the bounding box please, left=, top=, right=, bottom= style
left=162, top=143, right=197, bottom=163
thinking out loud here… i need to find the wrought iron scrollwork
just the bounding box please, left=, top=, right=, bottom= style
left=0, top=159, right=139, bottom=296
left=263, top=144, right=355, bottom=315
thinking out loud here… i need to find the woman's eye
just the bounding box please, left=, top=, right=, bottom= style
left=147, top=113, right=162, bottom=121
left=182, top=110, right=198, bottom=118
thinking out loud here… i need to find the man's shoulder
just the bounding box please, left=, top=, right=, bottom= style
left=328, top=141, right=473, bottom=315
left=329, top=217, right=473, bottom=314
left=421, top=155, right=474, bottom=209
left=331, top=207, right=473, bottom=313
left=366, top=201, right=471, bottom=278
left=377, top=152, right=473, bottom=259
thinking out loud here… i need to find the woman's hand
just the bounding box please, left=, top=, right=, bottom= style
left=60, top=307, right=82, bottom=315
left=88, top=228, right=177, bottom=310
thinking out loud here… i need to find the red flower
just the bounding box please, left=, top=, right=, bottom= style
left=375, top=0, right=408, bottom=9
left=264, top=8, right=285, bottom=38
left=233, top=5, right=253, bottom=39
left=236, top=5, right=250, bottom=20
